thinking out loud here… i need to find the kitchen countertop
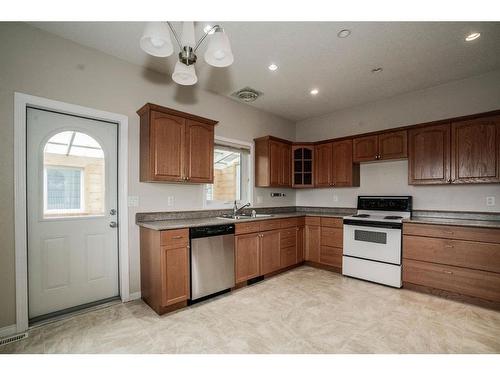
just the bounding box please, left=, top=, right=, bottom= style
left=137, top=211, right=346, bottom=231
left=403, top=216, right=500, bottom=229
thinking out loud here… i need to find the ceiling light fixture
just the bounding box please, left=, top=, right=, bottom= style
left=310, top=88, right=319, bottom=95
left=371, top=67, right=383, bottom=73
left=337, top=29, right=351, bottom=38
left=268, top=63, right=278, bottom=71
left=465, top=32, right=481, bottom=42
left=140, top=21, right=233, bottom=86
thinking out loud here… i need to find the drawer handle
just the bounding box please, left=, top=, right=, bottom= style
left=443, top=270, right=453, bottom=274
left=444, top=244, right=454, bottom=248
left=172, top=235, right=184, bottom=239
left=444, top=231, right=454, bottom=235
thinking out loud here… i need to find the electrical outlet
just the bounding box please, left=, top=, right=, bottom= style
left=167, top=196, right=174, bottom=206
left=257, top=196, right=263, bottom=204
left=333, top=195, right=339, bottom=202
left=486, top=196, right=496, bottom=206
left=127, top=196, right=139, bottom=207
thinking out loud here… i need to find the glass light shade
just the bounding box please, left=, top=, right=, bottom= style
left=172, top=61, right=198, bottom=85
left=204, top=29, right=234, bottom=67
left=140, top=22, right=173, bottom=57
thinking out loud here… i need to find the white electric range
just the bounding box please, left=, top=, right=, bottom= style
left=342, top=196, right=412, bottom=288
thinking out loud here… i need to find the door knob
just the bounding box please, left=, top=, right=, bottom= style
left=109, top=221, right=118, bottom=228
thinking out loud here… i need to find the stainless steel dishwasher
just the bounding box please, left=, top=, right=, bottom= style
left=189, top=224, right=235, bottom=303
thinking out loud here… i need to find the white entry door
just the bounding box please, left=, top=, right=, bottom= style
left=27, top=107, right=119, bottom=320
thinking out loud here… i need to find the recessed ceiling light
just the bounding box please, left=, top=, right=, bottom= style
left=310, top=88, right=319, bottom=95
left=337, top=29, right=351, bottom=38
left=268, top=63, right=278, bottom=71
left=465, top=32, right=481, bottom=42
left=203, top=24, right=216, bottom=35
left=371, top=67, right=383, bottom=73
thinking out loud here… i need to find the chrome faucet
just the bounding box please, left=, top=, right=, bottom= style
left=233, top=200, right=251, bottom=217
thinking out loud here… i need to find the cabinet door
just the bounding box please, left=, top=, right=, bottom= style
left=292, top=146, right=314, bottom=188
left=161, top=246, right=189, bottom=306
left=297, top=226, right=305, bottom=262
left=269, top=140, right=282, bottom=186
left=379, top=130, right=408, bottom=160
left=305, top=225, right=321, bottom=262
left=281, top=143, right=292, bottom=187
left=408, top=124, right=451, bottom=185
left=260, top=230, right=281, bottom=275
left=185, top=119, right=214, bottom=183
left=332, top=139, right=357, bottom=187
left=235, top=233, right=261, bottom=283
left=314, top=143, right=333, bottom=187
left=150, top=110, right=185, bottom=181
left=353, top=135, right=378, bottom=162
left=451, top=116, right=500, bottom=183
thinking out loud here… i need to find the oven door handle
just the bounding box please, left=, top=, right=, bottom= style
left=343, top=219, right=402, bottom=229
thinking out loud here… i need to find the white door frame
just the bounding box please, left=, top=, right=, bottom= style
left=14, top=92, right=130, bottom=333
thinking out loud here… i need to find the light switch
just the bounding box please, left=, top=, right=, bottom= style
left=333, top=195, right=339, bottom=202
left=127, top=196, right=139, bottom=207
left=256, top=196, right=263, bottom=204
left=486, top=196, right=496, bottom=206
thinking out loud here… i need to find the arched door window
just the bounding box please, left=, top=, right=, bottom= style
left=43, top=131, right=105, bottom=218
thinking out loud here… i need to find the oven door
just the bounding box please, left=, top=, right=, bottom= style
left=343, top=224, right=401, bottom=265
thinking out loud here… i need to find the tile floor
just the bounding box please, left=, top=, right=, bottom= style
left=1, top=266, right=500, bottom=354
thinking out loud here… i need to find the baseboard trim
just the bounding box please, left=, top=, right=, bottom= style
left=0, top=324, right=17, bottom=339
left=127, top=291, right=142, bottom=301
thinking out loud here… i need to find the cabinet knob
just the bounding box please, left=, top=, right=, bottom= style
left=447, top=178, right=451, bottom=183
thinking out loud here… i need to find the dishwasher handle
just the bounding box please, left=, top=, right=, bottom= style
left=190, top=224, right=235, bottom=239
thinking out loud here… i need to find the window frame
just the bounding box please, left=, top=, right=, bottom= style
left=204, top=137, right=253, bottom=209
left=43, top=165, right=85, bottom=216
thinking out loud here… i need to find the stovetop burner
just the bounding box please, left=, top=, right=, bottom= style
left=384, top=215, right=403, bottom=220
left=352, top=214, right=370, bottom=218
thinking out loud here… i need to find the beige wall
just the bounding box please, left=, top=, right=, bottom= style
left=295, top=69, right=500, bottom=212
left=0, top=22, right=296, bottom=329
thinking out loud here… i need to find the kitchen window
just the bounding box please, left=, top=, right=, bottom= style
left=205, top=142, right=251, bottom=208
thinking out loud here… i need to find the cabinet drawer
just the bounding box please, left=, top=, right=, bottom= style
left=321, top=227, right=343, bottom=248
left=280, top=228, right=297, bottom=239
left=160, top=229, right=189, bottom=248
left=280, top=218, right=299, bottom=228
left=321, top=217, right=343, bottom=228
left=281, top=246, right=297, bottom=268
left=403, top=235, right=500, bottom=273
left=403, top=223, right=500, bottom=244
left=403, top=259, right=500, bottom=302
left=296, top=217, right=306, bottom=226
left=305, top=216, right=321, bottom=226
left=280, top=236, right=296, bottom=249
left=235, top=222, right=261, bottom=235
left=320, top=246, right=342, bottom=268
left=260, top=219, right=281, bottom=232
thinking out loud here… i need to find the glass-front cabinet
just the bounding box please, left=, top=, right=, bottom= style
left=292, top=144, right=314, bottom=188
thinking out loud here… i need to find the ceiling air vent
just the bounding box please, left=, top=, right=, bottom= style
left=231, top=87, right=263, bottom=103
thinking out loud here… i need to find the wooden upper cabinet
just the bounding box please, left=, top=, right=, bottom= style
left=332, top=139, right=359, bottom=187
left=149, top=111, right=185, bottom=182
left=451, top=116, right=500, bottom=184
left=254, top=136, right=292, bottom=187
left=292, top=145, right=314, bottom=188
left=185, top=120, right=214, bottom=183
left=138, top=103, right=217, bottom=183
left=353, top=131, right=407, bottom=162
left=353, top=135, right=378, bottom=162
left=314, top=142, right=333, bottom=187
left=379, top=130, right=408, bottom=160
left=408, top=124, right=451, bottom=185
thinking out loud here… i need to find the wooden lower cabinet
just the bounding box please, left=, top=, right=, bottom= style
left=305, top=224, right=320, bottom=263
left=260, top=230, right=281, bottom=275
left=403, top=259, right=500, bottom=303
left=235, top=233, right=261, bottom=283
left=297, top=225, right=305, bottom=262
left=403, top=223, right=500, bottom=306
left=140, top=227, right=190, bottom=315
left=320, top=246, right=342, bottom=268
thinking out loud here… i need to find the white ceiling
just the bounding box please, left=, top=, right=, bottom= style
left=29, top=22, right=500, bottom=121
